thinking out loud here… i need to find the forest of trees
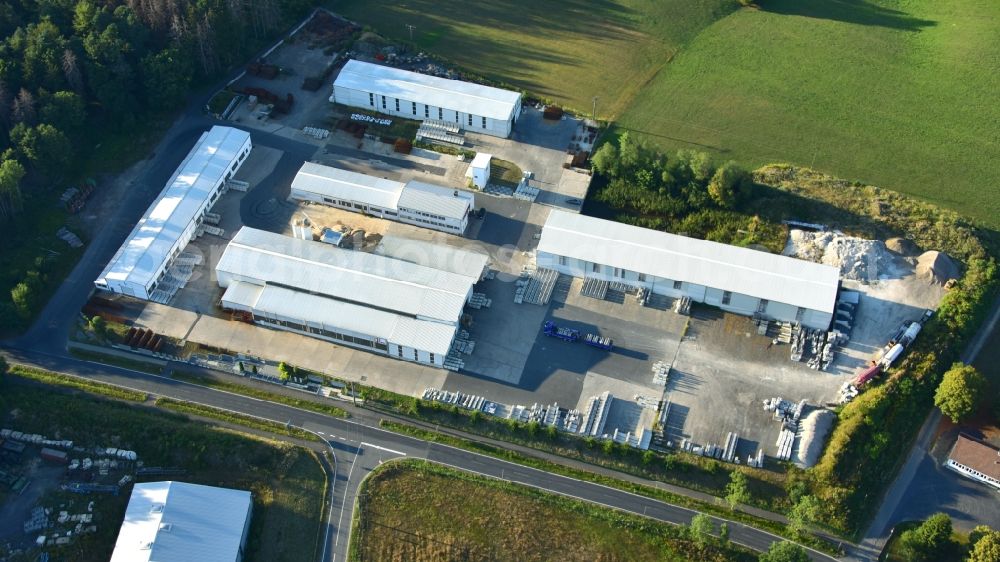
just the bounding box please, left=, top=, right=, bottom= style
left=0, top=0, right=311, bottom=328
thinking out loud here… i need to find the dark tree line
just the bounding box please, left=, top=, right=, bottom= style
left=0, top=0, right=311, bottom=221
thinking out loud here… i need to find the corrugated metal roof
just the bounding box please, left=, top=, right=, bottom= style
left=398, top=180, right=474, bottom=220
left=334, top=59, right=521, bottom=121
left=538, top=210, right=839, bottom=313
left=97, top=127, right=250, bottom=291
left=110, top=481, right=251, bottom=562
left=249, top=284, right=455, bottom=355
left=220, top=281, right=264, bottom=311
left=376, top=236, right=488, bottom=281
left=291, top=162, right=402, bottom=210
left=216, top=228, right=472, bottom=324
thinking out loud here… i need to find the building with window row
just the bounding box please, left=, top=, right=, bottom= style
left=946, top=434, right=1000, bottom=490
left=290, top=162, right=474, bottom=235
left=216, top=227, right=487, bottom=367
left=95, top=126, right=252, bottom=300
left=535, top=210, right=840, bottom=330
left=331, top=59, right=522, bottom=138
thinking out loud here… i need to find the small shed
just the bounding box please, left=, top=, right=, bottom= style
left=467, top=153, right=492, bottom=189
left=320, top=228, right=346, bottom=246
left=40, top=448, right=68, bottom=464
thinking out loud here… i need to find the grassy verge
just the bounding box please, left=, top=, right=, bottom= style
left=170, top=370, right=349, bottom=418
left=489, top=157, right=523, bottom=187
left=155, top=397, right=318, bottom=442
left=351, top=458, right=756, bottom=562
left=0, top=384, right=326, bottom=562
left=9, top=365, right=148, bottom=401
left=379, top=420, right=839, bottom=556
left=69, top=348, right=164, bottom=375
left=363, top=386, right=792, bottom=511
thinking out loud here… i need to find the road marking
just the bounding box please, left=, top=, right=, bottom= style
left=360, top=442, right=406, bottom=456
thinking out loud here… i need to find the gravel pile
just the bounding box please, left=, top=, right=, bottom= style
left=784, top=230, right=895, bottom=283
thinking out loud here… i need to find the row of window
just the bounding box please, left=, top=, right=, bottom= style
left=367, top=93, right=489, bottom=129
left=257, top=316, right=389, bottom=352
left=949, top=461, right=1000, bottom=486
left=320, top=197, right=398, bottom=217
left=402, top=208, right=448, bottom=222
left=403, top=215, right=460, bottom=232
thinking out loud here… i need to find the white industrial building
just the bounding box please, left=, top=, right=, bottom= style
left=290, top=162, right=474, bottom=235
left=110, top=481, right=252, bottom=562
left=216, top=227, right=486, bottom=367
left=536, top=211, right=840, bottom=330
left=95, top=126, right=252, bottom=301
left=331, top=59, right=522, bottom=138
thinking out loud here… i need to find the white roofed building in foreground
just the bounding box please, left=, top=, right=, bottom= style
left=290, top=162, right=473, bottom=235
left=536, top=211, right=840, bottom=330
left=332, top=59, right=522, bottom=138
left=95, top=126, right=252, bottom=301
left=111, top=481, right=252, bottom=562
left=217, top=227, right=486, bottom=367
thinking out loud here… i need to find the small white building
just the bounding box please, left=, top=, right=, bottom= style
left=331, top=59, right=522, bottom=138
left=290, top=162, right=473, bottom=235
left=110, top=481, right=252, bottom=562
left=95, top=126, right=252, bottom=301
left=467, top=152, right=491, bottom=189
left=945, top=434, right=1000, bottom=490
left=535, top=210, right=840, bottom=330
left=216, top=227, right=484, bottom=367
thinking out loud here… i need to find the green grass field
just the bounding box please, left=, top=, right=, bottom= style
left=351, top=460, right=755, bottom=561
left=334, top=0, right=1000, bottom=228
left=616, top=0, right=1000, bottom=228
left=333, top=0, right=737, bottom=117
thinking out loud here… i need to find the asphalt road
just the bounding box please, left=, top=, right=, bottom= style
left=855, top=293, right=1000, bottom=560
left=0, top=16, right=844, bottom=559
left=2, top=347, right=841, bottom=562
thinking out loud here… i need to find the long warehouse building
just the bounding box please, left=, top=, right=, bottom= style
left=216, top=227, right=487, bottom=367
left=331, top=59, right=522, bottom=138
left=290, top=162, right=474, bottom=235
left=95, top=126, right=252, bottom=301
left=536, top=211, right=840, bottom=330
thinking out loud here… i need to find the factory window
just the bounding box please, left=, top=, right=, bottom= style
left=438, top=107, right=443, bottom=119
left=412, top=101, right=417, bottom=115
left=397, top=346, right=403, bottom=358
left=673, top=280, right=682, bottom=290
left=323, top=197, right=333, bottom=203
left=424, top=105, right=429, bottom=118
left=468, top=114, right=473, bottom=126
left=395, top=98, right=400, bottom=111
left=369, top=93, right=374, bottom=106
left=429, top=353, right=435, bottom=364
left=638, top=273, right=646, bottom=282
left=558, top=255, right=566, bottom=266
left=455, top=111, right=459, bottom=123
left=413, top=349, right=419, bottom=360
left=381, top=96, right=386, bottom=109
left=614, top=267, right=624, bottom=278
left=796, top=307, right=806, bottom=321
left=757, top=299, right=768, bottom=314
left=591, top=262, right=600, bottom=273
left=482, top=116, right=487, bottom=128
left=722, top=291, right=732, bottom=305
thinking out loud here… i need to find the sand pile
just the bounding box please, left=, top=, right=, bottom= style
left=916, top=251, right=959, bottom=285
left=784, top=230, right=895, bottom=283
left=886, top=237, right=920, bottom=257
left=794, top=409, right=835, bottom=469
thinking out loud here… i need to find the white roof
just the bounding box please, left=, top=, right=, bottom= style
left=97, top=126, right=249, bottom=291
left=376, top=236, right=489, bottom=280
left=291, top=161, right=402, bottom=210
left=470, top=153, right=491, bottom=169
left=334, top=59, right=521, bottom=121
left=216, top=227, right=472, bottom=323
left=538, top=211, right=840, bottom=313
left=111, top=481, right=251, bottom=562
left=223, top=282, right=455, bottom=355
left=398, top=180, right=474, bottom=220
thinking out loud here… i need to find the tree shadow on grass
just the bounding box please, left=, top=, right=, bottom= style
left=758, top=0, right=936, bottom=32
